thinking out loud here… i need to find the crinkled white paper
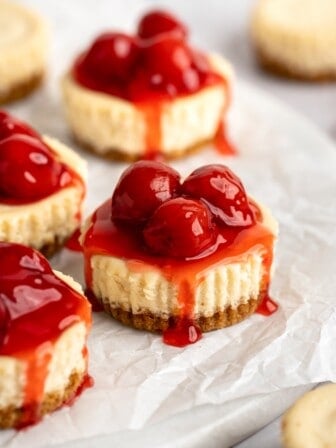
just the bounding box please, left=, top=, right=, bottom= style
left=1, top=1, right=336, bottom=447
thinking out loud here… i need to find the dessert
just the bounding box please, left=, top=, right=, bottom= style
left=81, top=161, right=278, bottom=347
left=0, top=242, right=92, bottom=429
left=62, top=9, right=234, bottom=160
left=282, top=384, right=336, bottom=448
left=0, top=1, right=48, bottom=104
left=251, top=0, right=336, bottom=80
left=0, top=111, right=87, bottom=256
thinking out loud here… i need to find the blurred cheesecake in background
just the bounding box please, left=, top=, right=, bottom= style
left=251, top=0, right=336, bottom=81
left=282, top=384, right=336, bottom=448
left=62, top=9, right=234, bottom=161
left=0, top=1, right=48, bottom=104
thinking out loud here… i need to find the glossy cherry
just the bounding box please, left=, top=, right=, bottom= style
left=112, top=161, right=180, bottom=225
left=142, top=38, right=200, bottom=94
left=80, top=32, right=138, bottom=82
left=0, top=242, right=50, bottom=277
left=0, top=135, right=67, bottom=200
left=137, top=10, right=188, bottom=41
left=182, top=164, right=255, bottom=227
left=143, top=197, right=217, bottom=258
left=0, top=111, right=39, bottom=140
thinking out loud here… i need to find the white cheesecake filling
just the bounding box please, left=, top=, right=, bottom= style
left=84, top=202, right=277, bottom=318
left=61, top=53, right=233, bottom=156
left=0, top=272, right=88, bottom=410
left=0, top=136, right=87, bottom=249
left=0, top=1, right=48, bottom=93
left=252, top=0, right=336, bottom=75
left=91, top=251, right=264, bottom=318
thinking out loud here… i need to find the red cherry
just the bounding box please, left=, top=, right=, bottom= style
left=137, top=10, right=188, bottom=41
left=143, top=198, right=217, bottom=258
left=0, top=242, right=51, bottom=277
left=111, top=161, right=181, bottom=225
left=0, top=299, right=9, bottom=347
left=0, top=135, right=67, bottom=200
left=81, top=32, right=138, bottom=82
left=142, top=38, right=200, bottom=94
left=182, top=165, right=255, bottom=227
left=0, top=111, right=39, bottom=140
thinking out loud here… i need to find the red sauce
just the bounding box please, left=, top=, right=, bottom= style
left=256, top=295, right=278, bottom=316
left=0, top=242, right=91, bottom=428
left=163, top=317, right=202, bottom=347
left=213, top=121, right=237, bottom=156
left=63, top=373, right=94, bottom=407
left=65, top=228, right=83, bottom=252
left=73, top=41, right=233, bottom=159
left=82, top=199, right=276, bottom=347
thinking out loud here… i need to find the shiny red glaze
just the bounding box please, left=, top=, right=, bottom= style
left=65, top=228, right=83, bottom=252
left=137, top=9, right=188, bottom=41
left=111, top=160, right=181, bottom=225
left=0, top=135, right=73, bottom=201
left=80, top=32, right=138, bottom=82
left=256, top=295, right=278, bottom=316
left=0, top=242, right=91, bottom=427
left=163, top=317, right=202, bottom=347
left=63, top=373, right=94, bottom=407
left=182, top=164, right=255, bottom=227
left=0, top=111, right=39, bottom=140
left=213, top=122, right=237, bottom=156
left=143, top=198, right=218, bottom=258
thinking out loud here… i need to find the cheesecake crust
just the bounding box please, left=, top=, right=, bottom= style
left=39, top=235, right=71, bottom=258
left=0, top=370, right=84, bottom=429
left=73, top=132, right=215, bottom=162
left=254, top=46, right=336, bottom=82
left=101, top=294, right=263, bottom=333
left=0, top=72, right=44, bottom=105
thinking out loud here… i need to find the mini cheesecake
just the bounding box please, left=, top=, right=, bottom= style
left=282, top=384, right=336, bottom=448
left=252, top=0, right=336, bottom=80
left=0, top=1, right=48, bottom=104
left=0, top=111, right=87, bottom=256
left=62, top=10, right=233, bottom=160
left=0, top=242, right=92, bottom=429
left=81, top=161, right=278, bottom=347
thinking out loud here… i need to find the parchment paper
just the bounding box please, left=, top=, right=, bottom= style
left=1, top=1, right=336, bottom=447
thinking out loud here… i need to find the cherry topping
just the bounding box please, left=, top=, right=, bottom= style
left=137, top=10, right=188, bottom=41
left=0, top=242, right=50, bottom=277
left=163, top=317, right=202, bottom=347
left=182, top=164, right=255, bottom=227
left=0, top=135, right=68, bottom=200
left=143, top=198, right=217, bottom=258
left=0, top=300, right=9, bottom=347
left=81, top=32, right=138, bottom=82
left=111, top=160, right=180, bottom=226
left=141, top=38, right=200, bottom=94
left=0, top=111, right=39, bottom=140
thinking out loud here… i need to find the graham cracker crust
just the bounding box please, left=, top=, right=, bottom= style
left=73, top=132, right=214, bottom=162
left=38, top=234, right=70, bottom=258
left=101, top=295, right=262, bottom=333
left=0, top=370, right=84, bottom=429
left=254, top=46, right=336, bottom=82
left=0, top=72, right=44, bottom=105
